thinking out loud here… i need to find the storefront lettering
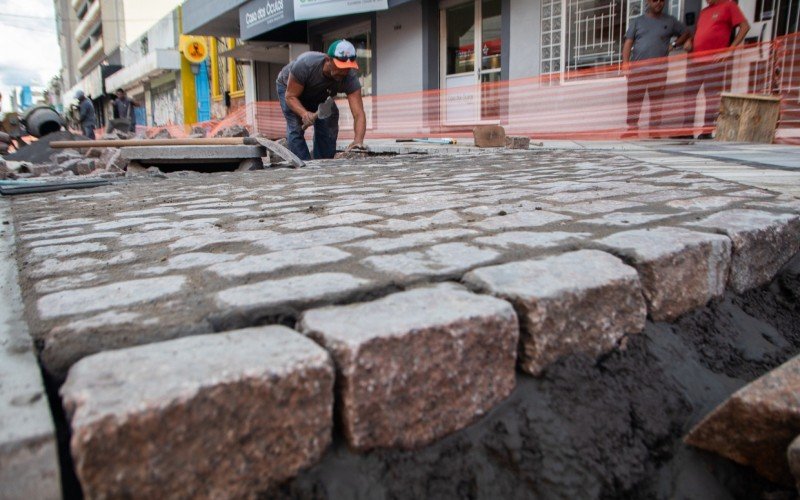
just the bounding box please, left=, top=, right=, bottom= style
left=244, top=0, right=285, bottom=27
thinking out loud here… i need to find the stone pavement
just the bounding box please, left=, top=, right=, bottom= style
left=3, top=145, right=800, bottom=495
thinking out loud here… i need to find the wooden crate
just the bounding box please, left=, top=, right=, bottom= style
left=715, top=93, right=781, bottom=143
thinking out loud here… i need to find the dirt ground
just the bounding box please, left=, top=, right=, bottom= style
left=262, top=255, right=800, bottom=500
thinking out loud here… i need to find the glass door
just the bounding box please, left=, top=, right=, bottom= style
left=441, top=0, right=503, bottom=125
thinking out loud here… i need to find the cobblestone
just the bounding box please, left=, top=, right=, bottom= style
left=596, top=227, right=731, bottom=321
left=61, top=326, right=333, bottom=498
left=8, top=149, right=799, bottom=397
left=685, top=209, right=800, bottom=293
left=464, top=250, right=646, bottom=375
left=298, top=284, right=517, bottom=450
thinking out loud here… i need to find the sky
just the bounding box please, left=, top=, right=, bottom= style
left=0, top=0, right=61, bottom=111
left=0, top=0, right=184, bottom=112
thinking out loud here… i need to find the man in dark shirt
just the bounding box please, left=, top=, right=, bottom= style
left=276, top=39, right=366, bottom=160
left=622, top=0, right=692, bottom=137
left=112, top=88, right=137, bottom=132
left=76, top=90, right=96, bottom=140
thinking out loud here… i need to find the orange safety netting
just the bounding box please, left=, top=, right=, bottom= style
left=144, top=32, right=800, bottom=143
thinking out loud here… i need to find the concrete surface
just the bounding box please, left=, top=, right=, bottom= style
left=0, top=200, right=61, bottom=500
left=120, top=145, right=264, bottom=164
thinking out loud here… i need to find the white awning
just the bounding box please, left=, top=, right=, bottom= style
left=105, top=50, right=182, bottom=92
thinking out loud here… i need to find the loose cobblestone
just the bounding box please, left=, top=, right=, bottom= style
left=299, top=284, right=517, bottom=450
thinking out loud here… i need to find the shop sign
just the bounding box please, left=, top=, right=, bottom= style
left=240, top=0, right=295, bottom=40
left=293, top=0, right=388, bottom=21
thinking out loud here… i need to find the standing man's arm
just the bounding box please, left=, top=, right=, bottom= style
left=622, top=38, right=634, bottom=75
left=675, top=31, right=693, bottom=51
left=284, top=73, right=316, bottom=128
left=346, top=89, right=367, bottom=150
left=730, top=20, right=750, bottom=47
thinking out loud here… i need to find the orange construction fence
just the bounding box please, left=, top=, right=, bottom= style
left=144, top=32, right=800, bottom=143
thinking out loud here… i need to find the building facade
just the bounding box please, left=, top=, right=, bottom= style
left=180, top=0, right=794, bottom=131
left=56, top=0, right=127, bottom=128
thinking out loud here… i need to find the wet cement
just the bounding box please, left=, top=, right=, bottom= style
left=263, top=255, right=800, bottom=500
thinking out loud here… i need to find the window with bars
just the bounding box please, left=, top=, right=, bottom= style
left=542, top=0, right=683, bottom=80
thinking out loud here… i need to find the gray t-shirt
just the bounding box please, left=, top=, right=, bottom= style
left=276, top=52, right=361, bottom=111
left=625, top=13, right=688, bottom=61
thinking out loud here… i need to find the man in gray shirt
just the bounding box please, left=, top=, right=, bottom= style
left=622, top=0, right=691, bottom=136
left=276, top=39, right=366, bottom=160
left=76, top=90, right=97, bottom=140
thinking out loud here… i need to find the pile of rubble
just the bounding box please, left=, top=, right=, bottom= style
left=0, top=126, right=270, bottom=182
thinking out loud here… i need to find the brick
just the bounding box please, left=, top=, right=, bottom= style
left=472, top=210, right=571, bottom=231
left=685, top=354, right=800, bottom=486
left=298, top=284, right=518, bottom=450
left=282, top=212, right=382, bottom=231
left=666, top=196, right=745, bottom=211
left=582, top=212, right=681, bottom=227
left=37, top=276, right=186, bottom=320
left=208, top=246, right=350, bottom=278
left=139, top=252, right=243, bottom=275
left=788, top=435, right=800, bottom=492
left=253, top=226, right=375, bottom=252
left=215, top=272, right=372, bottom=312
left=464, top=250, right=646, bottom=375
left=29, top=242, right=107, bottom=261
left=366, top=210, right=462, bottom=232
left=473, top=125, right=506, bottom=148
left=363, top=243, right=499, bottom=281
left=61, top=326, right=333, bottom=498
left=685, top=209, right=800, bottom=293
left=475, top=231, right=590, bottom=249
left=347, top=228, right=478, bottom=253
left=596, top=227, right=731, bottom=321
left=505, top=135, right=531, bottom=149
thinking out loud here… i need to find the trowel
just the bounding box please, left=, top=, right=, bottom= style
left=302, top=97, right=335, bottom=130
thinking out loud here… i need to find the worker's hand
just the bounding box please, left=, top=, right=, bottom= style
left=621, top=62, right=631, bottom=77
left=683, top=40, right=693, bottom=52
left=301, top=111, right=316, bottom=128
left=345, top=142, right=366, bottom=152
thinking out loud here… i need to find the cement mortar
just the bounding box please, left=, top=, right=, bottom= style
left=262, top=259, right=800, bottom=499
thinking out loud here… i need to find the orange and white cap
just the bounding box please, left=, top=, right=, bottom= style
left=327, top=39, right=359, bottom=70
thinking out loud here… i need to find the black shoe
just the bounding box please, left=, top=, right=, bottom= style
left=696, top=133, right=713, bottom=140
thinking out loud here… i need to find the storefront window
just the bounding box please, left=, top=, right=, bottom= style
left=446, top=2, right=476, bottom=74
left=481, top=0, right=502, bottom=71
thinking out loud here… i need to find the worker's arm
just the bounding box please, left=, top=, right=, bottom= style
left=346, top=89, right=367, bottom=150
left=622, top=38, right=633, bottom=75
left=285, top=73, right=315, bottom=128
left=79, top=102, right=89, bottom=121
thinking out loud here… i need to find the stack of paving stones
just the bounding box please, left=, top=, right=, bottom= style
left=5, top=149, right=800, bottom=496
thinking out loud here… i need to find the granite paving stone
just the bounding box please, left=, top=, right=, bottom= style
left=684, top=209, right=800, bottom=293
left=685, top=354, right=800, bottom=486
left=595, top=227, right=732, bottom=321
left=61, top=326, right=334, bottom=498
left=6, top=148, right=799, bottom=418
left=464, top=250, right=646, bottom=375
left=362, top=243, right=500, bottom=281
left=298, top=284, right=518, bottom=450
